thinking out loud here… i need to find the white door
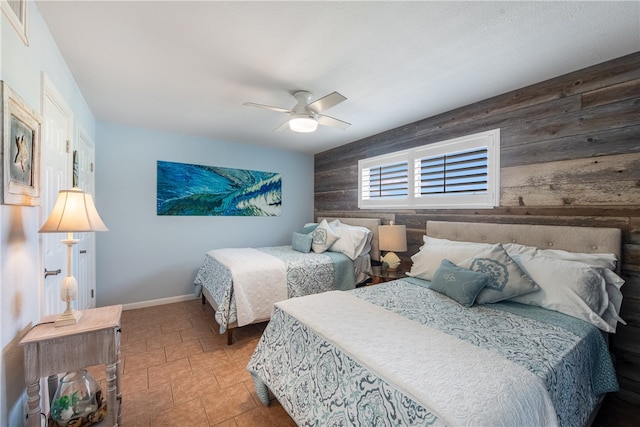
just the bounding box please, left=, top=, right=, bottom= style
left=76, top=126, right=97, bottom=308
left=41, top=75, right=75, bottom=317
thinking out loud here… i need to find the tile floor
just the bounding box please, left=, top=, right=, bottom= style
left=87, top=299, right=295, bottom=427
left=83, top=299, right=635, bottom=427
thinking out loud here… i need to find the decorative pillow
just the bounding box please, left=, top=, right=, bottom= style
left=311, top=219, right=340, bottom=253
left=509, top=254, right=625, bottom=332
left=429, top=259, right=491, bottom=307
left=502, top=242, right=617, bottom=271
left=292, top=232, right=313, bottom=253
left=407, top=244, right=490, bottom=281
left=459, top=244, right=539, bottom=304
left=329, top=224, right=372, bottom=260
left=300, top=223, right=318, bottom=234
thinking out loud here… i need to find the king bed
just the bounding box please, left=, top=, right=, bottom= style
left=247, top=220, right=624, bottom=427
left=194, top=217, right=381, bottom=344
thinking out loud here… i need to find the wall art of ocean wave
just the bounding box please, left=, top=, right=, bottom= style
left=157, top=160, right=281, bottom=216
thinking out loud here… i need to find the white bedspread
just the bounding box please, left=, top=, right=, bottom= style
left=209, top=248, right=286, bottom=327
left=276, top=291, right=559, bottom=426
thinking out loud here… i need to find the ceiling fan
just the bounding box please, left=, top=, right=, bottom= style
left=244, top=91, right=351, bottom=133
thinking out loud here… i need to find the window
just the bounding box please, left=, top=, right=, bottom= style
left=358, top=129, right=500, bottom=209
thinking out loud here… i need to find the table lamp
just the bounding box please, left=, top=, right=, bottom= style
left=378, top=221, right=407, bottom=271
left=39, top=187, right=108, bottom=326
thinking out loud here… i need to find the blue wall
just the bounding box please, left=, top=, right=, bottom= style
left=95, top=123, right=314, bottom=306
left=1, top=3, right=96, bottom=426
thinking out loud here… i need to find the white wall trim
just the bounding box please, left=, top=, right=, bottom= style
left=121, top=294, right=198, bottom=311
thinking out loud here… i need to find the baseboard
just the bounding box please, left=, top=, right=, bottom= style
left=122, top=294, right=198, bottom=311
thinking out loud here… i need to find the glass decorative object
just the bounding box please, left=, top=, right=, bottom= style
left=50, top=370, right=102, bottom=427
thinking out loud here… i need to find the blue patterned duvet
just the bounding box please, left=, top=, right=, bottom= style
left=247, top=279, right=618, bottom=427
left=193, top=246, right=355, bottom=332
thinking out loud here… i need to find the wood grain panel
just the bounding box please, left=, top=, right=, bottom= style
left=315, top=52, right=640, bottom=408
left=563, top=52, right=640, bottom=97
left=501, top=125, right=640, bottom=168
left=582, top=79, right=640, bottom=109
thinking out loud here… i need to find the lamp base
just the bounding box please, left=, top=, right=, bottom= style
left=55, top=309, right=82, bottom=327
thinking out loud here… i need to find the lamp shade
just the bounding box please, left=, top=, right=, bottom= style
left=39, top=187, right=108, bottom=233
left=378, top=224, right=407, bottom=252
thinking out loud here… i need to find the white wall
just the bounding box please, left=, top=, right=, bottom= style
left=95, top=123, right=314, bottom=307
left=1, top=3, right=96, bottom=426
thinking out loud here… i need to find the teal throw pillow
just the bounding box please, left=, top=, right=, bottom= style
left=429, top=259, right=491, bottom=307
left=292, top=232, right=313, bottom=253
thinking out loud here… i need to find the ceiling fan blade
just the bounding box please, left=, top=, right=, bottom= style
left=306, top=91, right=346, bottom=113
left=243, top=102, right=291, bottom=114
left=273, top=121, right=290, bottom=132
left=317, top=114, right=351, bottom=130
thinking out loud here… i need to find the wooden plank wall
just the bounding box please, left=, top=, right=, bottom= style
left=314, top=52, right=640, bottom=405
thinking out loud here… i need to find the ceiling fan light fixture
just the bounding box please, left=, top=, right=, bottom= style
left=289, top=115, right=318, bottom=133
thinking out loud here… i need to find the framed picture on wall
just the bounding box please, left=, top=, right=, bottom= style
left=1, top=81, right=42, bottom=206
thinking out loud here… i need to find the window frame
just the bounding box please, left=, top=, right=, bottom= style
left=358, top=129, right=500, bottom=210
left=2, top=0, right=29, bottom=46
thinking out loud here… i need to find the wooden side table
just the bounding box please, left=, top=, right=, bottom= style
left=20, top=305, right=122, bottom=427
left=366, top=266, right=406, bottom=285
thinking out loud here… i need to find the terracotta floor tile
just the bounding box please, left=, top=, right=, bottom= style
left=171, top=369, right=220, bottom=406
left=199, top=334, right=229, bottom=352
left=202, top=383, right=257, bottom=425
left=160, top=318, right=194, bottom=334
left=117, top=300, right=295, bottom=426
left=121, top=382, right=173, bottom=420
left=121, top=338, right=148, bottom=356
left=223, top=338, right=260, bottom=363
left=118, top=414, right=150, bottom=427
left=211, top=358, right=254, bottom=389
left=213, top=419, right=238, bottom=427
left=149, top=398, right=210, bottom=427
left=189, top=348, right=229, bottom=371
left=165, top=339, right=203, bottom=362
left=127, top=324, right=163, bottom=342
left=234, top=402, right=297, bottom=427
left=85, top=364, right=106, bottom=382
left=121, top=368, right=148, bottom=395
left=146, top=331, right=183, bottom=352
left=148, top=357, right=191, bottom=388
left=124, top=348, right=166, bottom=373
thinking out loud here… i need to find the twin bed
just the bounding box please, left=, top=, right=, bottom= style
left=245, top=220, right=624, bottom=427
left=194, top=217, right=381, bottom=344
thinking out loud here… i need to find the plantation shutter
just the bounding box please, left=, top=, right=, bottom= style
left=417, top=147, right=488, bottom=196
left=362, top=160, right=409, bottom=200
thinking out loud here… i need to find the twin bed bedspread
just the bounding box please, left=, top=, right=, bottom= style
left=194, top=245, right=356, bottom=332
left=247, top=279, right=618, bottom=427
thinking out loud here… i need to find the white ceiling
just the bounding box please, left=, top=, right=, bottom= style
left=35, top=1, right=640, bottom=154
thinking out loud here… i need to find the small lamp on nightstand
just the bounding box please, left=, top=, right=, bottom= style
left=39, top=188, right=108, bottom=327
left=379, top=221, right=407, bottom=271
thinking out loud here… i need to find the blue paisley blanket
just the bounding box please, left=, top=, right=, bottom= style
left=193, top=245, right=355, bottom=332
left=247, top=279, right=618, bottom=427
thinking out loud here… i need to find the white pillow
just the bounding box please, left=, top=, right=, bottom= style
left=510, top=254, right=625, bottom=332
left=407, top=244, right=490, bottom=281
left=311, top=219, right=340, bottom=253
left=329, top=224, right=372, bottom=260
left=503, top=242, right=617, bottom=271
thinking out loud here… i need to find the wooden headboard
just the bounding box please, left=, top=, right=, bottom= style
left=426, top=221, right=622, bottom=271
left=318, top=217, right=382, bottom=261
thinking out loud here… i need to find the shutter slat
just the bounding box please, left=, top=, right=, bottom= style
left=418, top=147, right=488, bottom=196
